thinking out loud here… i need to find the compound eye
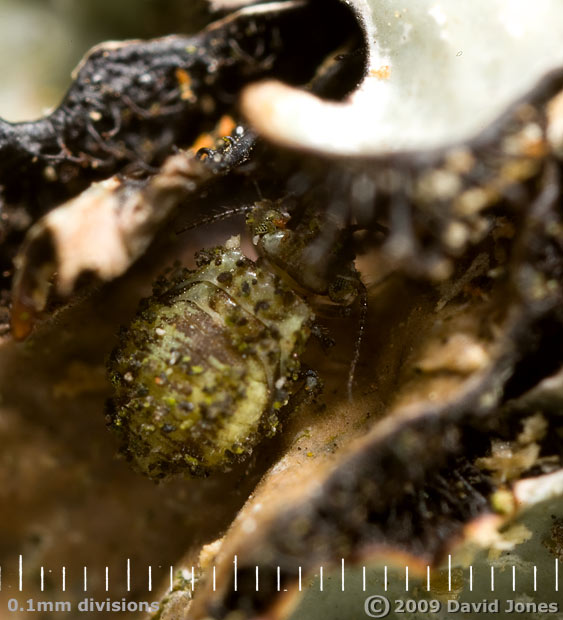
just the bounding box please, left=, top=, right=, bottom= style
left=253, top=220, right=277, bottom=236
left=328, top=276, right=358, bottom=306
left=247, top=208, right=290, bottom=241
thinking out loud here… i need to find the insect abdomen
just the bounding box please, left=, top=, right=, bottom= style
left=107, top=238, right=313, bottom=479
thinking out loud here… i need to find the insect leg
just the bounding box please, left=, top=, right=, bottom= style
left=311, top=323, right=336, bottom=352
left=286, top=369, right=323, bottom=411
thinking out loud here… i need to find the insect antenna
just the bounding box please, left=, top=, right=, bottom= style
left=346, top=271, right=394, bottom=401
left=347, top=280, right=368, bottom=402
left=175, top=204, right=254, bottom=235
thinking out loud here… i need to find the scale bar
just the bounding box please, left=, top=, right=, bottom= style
left=6, top=555, right=563, bottom=597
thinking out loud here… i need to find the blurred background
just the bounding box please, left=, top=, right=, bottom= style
left=0, top=0, right=209, bottom=121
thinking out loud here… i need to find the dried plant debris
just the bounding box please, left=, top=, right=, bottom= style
left=10, top=125, right=256, bottom=340
left=1, top=2, right=563, bottom=620
left=153, top=384, right=563, bottom=618
left=0, top=0, right=361, bottom=217
left=4, top=0, right=366, bottom=339
left=241, top=70, right=563, bottom=285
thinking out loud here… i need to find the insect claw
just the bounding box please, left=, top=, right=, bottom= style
left=311, top=324, right=336, bottom=351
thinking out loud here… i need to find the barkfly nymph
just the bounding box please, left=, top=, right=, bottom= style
left=106, top=192, right=367, bottom=480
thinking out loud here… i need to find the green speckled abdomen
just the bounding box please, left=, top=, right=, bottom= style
left=107, top=237, right=313, bottom=479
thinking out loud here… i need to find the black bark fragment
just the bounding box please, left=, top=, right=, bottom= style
left=0, top=0, right=365, bottom=223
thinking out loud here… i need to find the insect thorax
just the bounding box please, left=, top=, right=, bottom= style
left=247, top=200, right=361, bottom=305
